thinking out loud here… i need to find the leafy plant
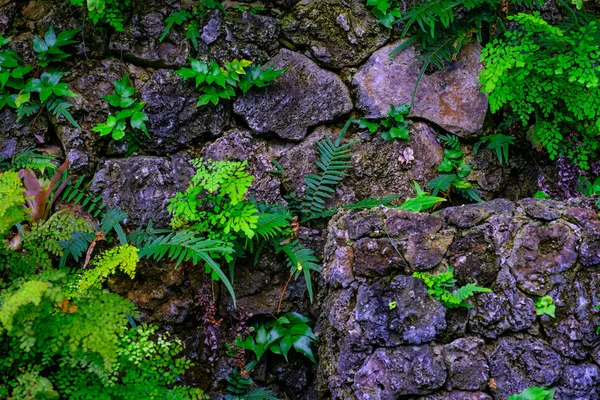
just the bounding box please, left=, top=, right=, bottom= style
left=18, top=159, right=71, bottom=222
left=160, top=0, right=226, bottom=49
left=33, top=26, right=80, bottom=68
left=175, top=58, right=286, bottom=106
left=301, top=119, right=357, bottom=220
left=0, top=148, right=57, bottom=176
left=398, top=181, right=446, bottom=212
left=427, top=134, right=482, bottom=202
left=60, top=173, right=106, bottom=217
left=473, top=133, right=516, bottom=164
left=0, top=171, right=27, bottom=239
left=507, top=386, right=555, bottom=400
left=69, top=0, right=132, bottom=31
left=413, top=267, right=492, bottom=308
left=236, top=312, right=317, bottom=364
left=535, top=295, right=556, bottom=318
left=92, top=74, right=149, bottom=154
left=366, top=0, right=402, bottom=28
left=480, top=13, right=600, bottom=169
left=0, top=35, right=32, bottom=111
left=534, top=191, right=550, bottom=199
left=354, top=104, right=411, bottom=141
left=16, top=70, right=80, bottom=128
left=577, top=176, right=600, bottom=210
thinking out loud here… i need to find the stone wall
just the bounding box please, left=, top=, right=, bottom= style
left=318, top=199, right=600, bottom=399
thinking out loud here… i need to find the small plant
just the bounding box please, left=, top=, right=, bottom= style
left=354, top=104, right=411, bottom=141
left=92, top=74, right=149, bottom=153
left=366, top=0, right=402, bottom=28
left=578, top=176, right=600, bottom=210
left=160, top=0, right=225, bottom=49
left=413, top=267, right=492, bottom=308
left=33, top=26, right=80, bottom=68
left=175, top=58, right=286, bottom=106
left=16, top=70, right=80, bottom=127
left=534, top=191, right=550, bottom=199
left=507, top=386, right=555, bottom=400
left=473, top=133, right=516, bottom=165
left=69, top=0, right=132, bottom=31
left=480, top=13, right=600, bottom=169
left=397, top=181, right=446, bottom=212
left=0, top=171, right=27, bottom=239
left=236, top=312, right=317, bottom=364
left=0, top=35, right=32, bottom=111
left=388, top=301, right=397, bottom=310
left=427, top=134, right=481, bottom=202
left=535, top=295, right=555, bottom=318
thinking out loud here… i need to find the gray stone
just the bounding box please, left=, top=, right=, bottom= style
left=487, top=337, right=563, bottom=400
left=442, top=199, right=515, bottom=228
left=281, top=0, right=390, bottom=69
left=353, top=41, right=488, bottom=137
left=355, top=276, right=446, bottom=346
left=140, top=69, right=230, bottom=155
left=444, top=337, right=489, bottom=391
left=91, top=154, right=194, bottom=227
left=0, top=110, right=48, bottom=157
left=421, top=391, right=493, bottom=400
left=233, top=49, right=353, bottom=141
left=556, top=364, right=600, bottom=399
left=353, top=346, right=447, bottom=398
left=196, top=9, right=280, bottom=64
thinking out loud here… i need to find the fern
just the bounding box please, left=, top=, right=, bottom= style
left=301, top=120, right=357, bottom=218
left=61, top=174, right=107, bottom=218
left=343, top=195, right=401, bottom=209
left=453, top=282, right=492, bottom=302
left=253, top=211, right=292, bottom=241
left=438, top=133, right=461, bottom=151
left=45, top=97, right=80, bottom=128
left=0, top=148, right=57, bottom=175
left=137, top=230, right=236, bottom=305
left=58, top=230, right=95, bottom=267
left=78, top=245, right=139, bottom=292
left=100, top=207, right=128, bottom=245
left=276, top=240, right=320, bottom=302
left=427, top=174, right=456, bottom=195
left=126, top=220, right=170, bottom=248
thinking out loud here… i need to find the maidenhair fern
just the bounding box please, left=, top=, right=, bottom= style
left=78, top=244, right=139, bottom=292
left=301, top=120, right=357, bottom=219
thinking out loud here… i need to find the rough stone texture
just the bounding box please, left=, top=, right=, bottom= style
left=139, top=69, right=230, bottom=155
left=233, top=49, right=353, bottom=141
left=353, top=41, right=488, bottom=137
left=91, top=154, right=194, bottom=226
left=108, top=0, right=189, bottom=67
left=318, top=199, right=600, bottom=399
left=0, top=110, right=48, bottom=157
left=279, top=122, right=443, bottom=203
left=196, top=9, right=280, bottom=64
left=281, top=0, right=390, bottom=69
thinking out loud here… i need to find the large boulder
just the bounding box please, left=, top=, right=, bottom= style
left=353, top=41, right=488, bottom=137
left=91, top=154, right=194, bottom=227
left=233, top=49, right=353, bottom=141
left=281, top=0, right=390, bottom=69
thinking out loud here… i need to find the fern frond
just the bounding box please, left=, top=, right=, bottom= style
left=58, top=230, right=95, bottom=267
left=426, top=174, right=456, bottom=195
left=61, top=174, right=106, bottom=217
left=438, top=134, right=461, bottom=151
left=453, top=283, right=492, bottom=301
left=126, top=220, right=171, bottom=248
left=78, top=244, right=139, bottom=292
left=138, top=231, right=236, bottom=306
left=399, top=0, right=459, bottom=38
left=46, top=97, right=80, bottom=128
left=100, top=207, right=128, bottom=244
left=301, top=120, right=357, bottom=218
left=4, top=148, right=57, bottom=175
left=276, top=240, right=320, bottom=302
left=254, top=211, right=292, bottom=241
left=16, top=99, right=41, bottom=120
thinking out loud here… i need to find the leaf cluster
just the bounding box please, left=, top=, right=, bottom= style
left=69, top=0, right=132, bottom=31
left=354, top=103, right=411, bottom=141
left=412, top=267, right=492, bottom=308
left=160, top=0, right=225, bottom=49
left=366, top=0, right=402, bottom=28
left=33, top=25, right=80, bottom=68
left=0, top=171, right=26, bottom=240
left=480, top=13, right=600, bottom=169
left=176, top=58, right=285, bottom=106
left=92, top=74, right=149, bottom=154
left=235, top=312, right=317, bottom=364
left=0, top=35, right=32, bottom=111
left=507, top=386, right=555, bottom=400
left=535, top=295, right=556, bottom=318
left=473, top=133, right=516, bottom=164
left=427, top=134, right=482, bottom=202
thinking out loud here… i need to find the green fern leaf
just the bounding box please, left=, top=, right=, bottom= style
left=276, top=240, right=320, bottom=302
left=100, top=207, right=128, bottom=245
left=426, top=174, right=456, bottom=195
left=46, top=97, right=80, bottom=128
left=58, top=230, right=95, bottom=267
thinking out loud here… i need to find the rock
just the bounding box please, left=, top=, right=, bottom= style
left=563, top=207, right=600, bottom=266
left=0, top=1, right=16, bottom=33
left=233, top=49, right=353, bottom=141
left=444, top=337, right=489, bottom=391
left=421, top=391, right=493, bottom=400
left=508, top=221, right=579, bottom=296
left=201, top=129, right=284, bottom=204
left=447, top=228, right=500, bottom=286
left=353, top=41, right=488, bottom=137
left=91, top=154, right=194, bottom=227
left=353, top=346, right=447, bottom=398
left=278, top=122, right=442, bottom=202
left=556, top=364, right=600, bottom=399
left=195, top=9, right=280, bottom=64
left=0, top=110, right=48, bottom=157
left=109, top=1, right=188, bottom=67
left=487, top=337, right=563, bottom=400
left=355, top=276, right=446, bottom=346
left=353, top=238, right=405, bottom=277
left=442, top=199, right=515, bottom=229
left=519, top=198, right=566, bottom=221
left=139, top=69, right=230, bottom=155
left=281, top=0, right=390, bottom=69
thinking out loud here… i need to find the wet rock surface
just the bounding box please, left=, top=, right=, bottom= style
left=318, top=200, right=600, bottom=399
